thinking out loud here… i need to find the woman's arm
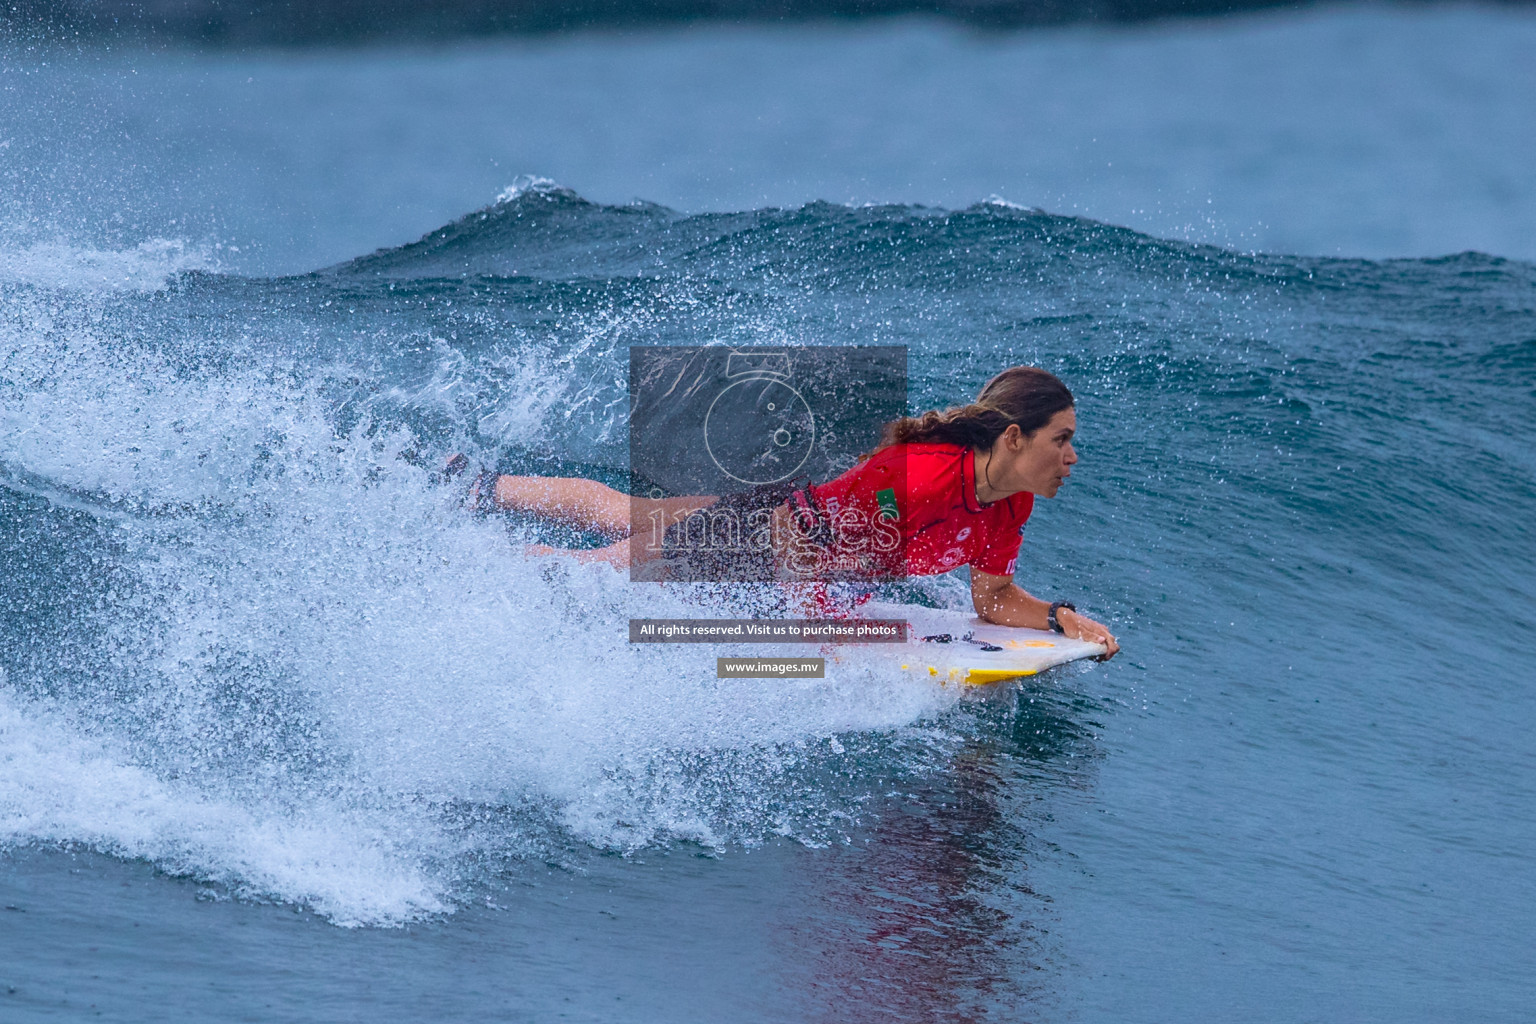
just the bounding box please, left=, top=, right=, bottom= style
left=969, top=570, right=1120, bottom=658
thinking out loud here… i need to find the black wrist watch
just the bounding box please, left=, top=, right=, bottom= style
left=1047, top=601, right=1076, bottom=634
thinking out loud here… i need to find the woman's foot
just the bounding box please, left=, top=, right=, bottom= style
left=441, top=453, right=500, bottom=514
left=440, top=452, right=471, bottom=482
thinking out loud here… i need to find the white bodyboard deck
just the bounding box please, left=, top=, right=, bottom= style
left=859, top=601, right=1106, bottom=686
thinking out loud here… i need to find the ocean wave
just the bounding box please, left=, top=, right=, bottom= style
left=327, top=182, right=1195, bottom=289
left=2, top=186, right=1531, bottom=925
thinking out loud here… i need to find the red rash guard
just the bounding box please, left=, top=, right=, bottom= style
left=788, top=442, right=1033, bottom=580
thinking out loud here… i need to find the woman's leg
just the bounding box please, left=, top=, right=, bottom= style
left=487, top=475, right=716, bottom=540
left=525, top=535, right=633, bottom=569
left=488, top=475, right=633, bottom=536
left=521, top=534, right=680, bottom=577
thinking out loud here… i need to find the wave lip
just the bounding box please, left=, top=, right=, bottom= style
left=325, top=179, right=1150, bottom=285
left=493, top=174, right=565, bottom=206
left=329, top=176, right=685, bottom=281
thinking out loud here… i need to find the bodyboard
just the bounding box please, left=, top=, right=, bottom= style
left=858, top=601, right=1106, bottom=686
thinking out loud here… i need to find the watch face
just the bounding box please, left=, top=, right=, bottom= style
left=703, top=376, right=816, bottom=485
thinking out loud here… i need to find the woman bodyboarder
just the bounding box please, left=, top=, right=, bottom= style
left=453, top=366, right=1118, bottom=657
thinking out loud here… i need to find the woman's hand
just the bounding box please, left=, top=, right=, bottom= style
left=970, top=575, right=1121, bottom=660
left=1058, top=608, right=1120, bottom=660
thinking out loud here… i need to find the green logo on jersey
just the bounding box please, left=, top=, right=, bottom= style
left=875, top=487, right=900, bottom=521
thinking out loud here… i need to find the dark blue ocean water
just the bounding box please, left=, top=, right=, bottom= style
left=3, top=9, right=1535, bottom=1022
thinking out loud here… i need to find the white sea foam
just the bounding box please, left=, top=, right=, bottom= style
left=0, top=690, right=449, bottom=927
left=494, top=175, right=563, bottom=205
left=0, top=298, right=961, bottom=925
left=0, top=238, right=214, bottom=293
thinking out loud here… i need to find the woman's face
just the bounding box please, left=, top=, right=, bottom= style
left=991, top=407, right=1078, bottom=498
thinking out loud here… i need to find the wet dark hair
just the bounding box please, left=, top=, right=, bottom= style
left=880, top=366, right=1074, bottom=450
